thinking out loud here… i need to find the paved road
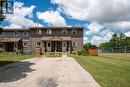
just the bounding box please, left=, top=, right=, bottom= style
left=0, top=55, right=101, bottom=87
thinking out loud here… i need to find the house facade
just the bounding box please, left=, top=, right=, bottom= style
left=0, top=27, right=83, bottom=54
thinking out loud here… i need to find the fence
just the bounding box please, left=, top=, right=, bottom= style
left=99, top=47, right=130, bottom=53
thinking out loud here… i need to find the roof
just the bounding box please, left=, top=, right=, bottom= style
left=42, top=36, right=72, bottom=41
left=29, top=27, right=83, bottom=30
left=0, top=27, right=83, bottom=31
left=0, top=38, right=22, bottom=42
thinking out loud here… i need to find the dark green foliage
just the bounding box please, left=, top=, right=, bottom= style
left=99, top=33, right=130, bottom=48
left=77, top=50, right=88, bottom=56
left=84, top=42, right=97, bottom=50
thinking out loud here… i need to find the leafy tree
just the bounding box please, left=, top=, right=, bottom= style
left=84, top=42, right=97, bottom=50
left=0, top=0, right=7, bottom=23
left=99, top=42, right=110, bottom=48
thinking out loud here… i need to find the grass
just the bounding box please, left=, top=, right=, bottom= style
left=71, top=54, right=130, bottom=87
left=0, top=54, right=36, bottom=66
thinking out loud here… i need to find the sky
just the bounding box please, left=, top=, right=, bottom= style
left=1, top=0, right=130, bottom=46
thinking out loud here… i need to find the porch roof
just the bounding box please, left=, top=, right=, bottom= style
left=0, top=38, right=22, bottom=43
left=42, top=36, right=72, bottom=41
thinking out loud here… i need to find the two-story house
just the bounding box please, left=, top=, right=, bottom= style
left=0, top=27, right=83, bottom=54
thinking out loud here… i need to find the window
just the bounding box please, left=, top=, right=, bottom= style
left=14, top=31, right=19, bottom=36
left=0, top=32, right=2, bottom=36
left=47, top=29, right=52, bottom=34
left=23, top=31, right=28, bottom=36
left=62, top=29, right=67, bottom=35
left=72, top=29, right=77, bottom=34
left=0, top=43, right=3, bottom=48
left=36, top=42, right=41, bottom=47
left=72, top=42, right=77, bottom=47
left=23, top=42, right=28, bottom=47
left=37, top=29, right=42, bottom=34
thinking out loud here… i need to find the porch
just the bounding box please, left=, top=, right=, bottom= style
left=0, top=38, right=22, bottom=52
left=42, top=36, right=72, bottom=52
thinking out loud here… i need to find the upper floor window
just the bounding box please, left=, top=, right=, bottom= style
left=36, top=42, right=41, bottom=47
left=62, top=29, right=67, bottom=35
left=72, top=29, right=77, bottom=34
left=14, top=31, right=19, bottom=36
left=47, top=29, right=52, bottom=34
left=23, top=31, right=28, bottom=36
left=72, top=41, right=77, bottom=47
left=37, top=29, right=42, bottom=34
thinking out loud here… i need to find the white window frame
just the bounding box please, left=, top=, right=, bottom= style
left=72, top=29, right=77, bottom=34
left=23, top=42, right=28, bottom=48
left=62, top=29, right=67, bottom=35
left=47, top=29, right=52, bottom=34
left=14, top=31, right=19, bottom=36
left=37, top=29, right=42, bottom=34
left=72, top=41, right=77, bottom=47
left=36, top=42, right=41, bottom=47
left=23, top=31, right=28, bottom=36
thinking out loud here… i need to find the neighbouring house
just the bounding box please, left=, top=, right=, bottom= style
left=0, top=27, right=83, bottom=54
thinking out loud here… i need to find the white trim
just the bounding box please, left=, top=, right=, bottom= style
left=62, top=29, right=67, bottom=35
left=14, top=31, right=19, bottom=36
left=36, top=41, right=41, bottom=47
left=47, top=42, right=51, bottom=51
left=37, top=29, right=42, bottom=34
left=62, top=41, right=67, bottom=51
left=72, top=29, right=77, bottom=34
left=23, top=31, right=28, bottom=36
left=47, top=29, right=52, bottom=34
left=23, top=42, right=28, bottom=48
left=72, top=41, right=77, bottom=47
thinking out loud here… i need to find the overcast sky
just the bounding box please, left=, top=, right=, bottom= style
left=1, top=0, right=130, bottom=46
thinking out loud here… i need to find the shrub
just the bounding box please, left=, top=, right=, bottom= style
left=78, top=50, right=88, bottom=56
left=71, top=51, right=77, bottom=55
left=0, top=48, right=5, bottom=54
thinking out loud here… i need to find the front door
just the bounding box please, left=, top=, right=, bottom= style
left=62, top=41, right=67, bottom=52
left=47, top=42, right=51, bottom=52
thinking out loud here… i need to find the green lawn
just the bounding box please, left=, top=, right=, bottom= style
left=0, top=55, right=36, bottom=66
left=72, top=54, right=130, bottom=87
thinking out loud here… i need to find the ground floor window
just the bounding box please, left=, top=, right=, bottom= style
left=72, top=41, right=77, bottom=47
left=23, top=42, right=28, bottom=47
left=36, top=42, right=41, bottom=47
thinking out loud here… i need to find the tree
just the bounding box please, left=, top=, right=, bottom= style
left=99, top=42, right=110, bottom=48
left=109, top=33, right=119, bottom=47
left=119, top=33, right=126, bottom=47
left=0, top=0, right=7, bottom=23
left=84, top=42, right=97, bottom=50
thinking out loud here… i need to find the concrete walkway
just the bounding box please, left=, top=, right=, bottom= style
left=0, top=55, right=101, bottom=87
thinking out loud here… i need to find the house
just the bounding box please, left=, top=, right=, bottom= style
left=0, top=27, right=83, bottom=54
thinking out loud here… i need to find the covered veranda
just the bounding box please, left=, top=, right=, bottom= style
left=0, top=38, right=22, bottom=52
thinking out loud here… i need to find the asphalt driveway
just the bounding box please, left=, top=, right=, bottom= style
left=0, top=55, right=101, bottom=87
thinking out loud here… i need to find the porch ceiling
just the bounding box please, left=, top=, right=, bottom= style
left=0, top=38, right=22, bottom=43
left=42, top=36, right=72, bottom=41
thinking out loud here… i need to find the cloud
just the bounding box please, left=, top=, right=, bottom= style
left=51, top=0, right=130, bottom=23
left=125, top=31, right=130, bottom=37
left=105, top=21, right=130, bottom=32
left=85, top=22, right=104, bottom=35
left=51, top=0, right=130, bottom=32
left=4, top=2, right=43, bottom=28
left=37, top=10, right=67, bottom=27
left=91, top=30, right=114, bottom=46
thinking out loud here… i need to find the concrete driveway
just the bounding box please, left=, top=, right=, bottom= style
left=0, top=55, right=101, bottom=87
